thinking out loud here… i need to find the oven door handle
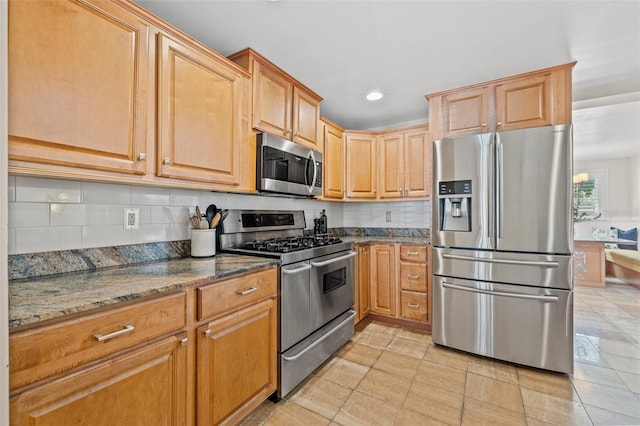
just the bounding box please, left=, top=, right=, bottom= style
left=282, top=264, right=312, bottom=275
left=310, top=251, right=356, bottom=267
left=282, top=310, right=357, bottom=362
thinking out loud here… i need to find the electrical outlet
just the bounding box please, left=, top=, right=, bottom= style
left=124, top=208, right=139, bottom=230
left=386, top=211, right=392, bottom=222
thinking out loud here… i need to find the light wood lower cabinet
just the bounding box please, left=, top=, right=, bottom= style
left=10, top=334, right=188, bottom=426
left=370, top=244, right=398, bottom=317
left=9, top=267, right=279, bottom=426
left=365, top=243, right=431, bottom=326
left=197, top=298, right=277, bottom=425
left=354, top=244, right=371, bottom=324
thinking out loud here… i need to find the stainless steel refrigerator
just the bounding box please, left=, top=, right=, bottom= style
left=432, top=124, right=574, bottom=374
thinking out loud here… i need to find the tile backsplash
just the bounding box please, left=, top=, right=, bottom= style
left=7, top=176, right=431, bottom=255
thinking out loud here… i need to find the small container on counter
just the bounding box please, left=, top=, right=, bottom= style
left=191, top=228, right=216, bottom=258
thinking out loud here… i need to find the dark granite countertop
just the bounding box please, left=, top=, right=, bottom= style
left=341, top=236, right=430, bottom=245
left=9, top=254, right=279, bottom=329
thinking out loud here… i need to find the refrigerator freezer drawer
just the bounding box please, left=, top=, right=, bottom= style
left=433, top=276, right=573, bottom=374
left=433, top=247, right=573, bottom=290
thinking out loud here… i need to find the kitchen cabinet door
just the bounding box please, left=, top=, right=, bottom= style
left=355, top=245, right=371, bottom=324
left=404, top=128, right=430, bottom=198
left=441, top=87, right=490, bottom=137
left=156, top=33, right=249, bottom=187
left=494, top=74, right=552, bottom=132
left=252, top=60, right=294, bottom=141
left=197, top=298, right=277, bottom=426
left=370, top=244, right=397, bottom=317
left=10, top=334, right=188, bottom=426
left=8, top=0, right=150, bottom=175
left=322, top=119, right=345, bottom=199
left=293, top=87, right=321, bottom=149
left=378, top=132, right=405, bottom=199
left=345, top=133, right=377, bottom=199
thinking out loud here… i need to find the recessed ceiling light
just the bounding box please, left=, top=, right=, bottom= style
left=366, top=91, right=383, bottom=101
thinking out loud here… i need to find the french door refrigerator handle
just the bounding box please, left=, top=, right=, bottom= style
left=442, top=282, right=559, bottom=302
left=496, top=136, right=504, bottom=240
left=442, top=253, right=559, bottom=268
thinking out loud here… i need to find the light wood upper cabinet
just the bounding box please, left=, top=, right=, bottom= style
left=322, top=118, right=345, bottom=199
left=378, top=132, right=405, bottom=199
left=378, top=126, right=430, bottom=199
left=8, top=0, right=150, bottom=175
left=494, top=73, right=552, bottom=131
left=345, top=132, right=377, bottom=199
left=156, top=33, right=249, bottom=186
left=229, top=49, right=322, bottom=151
left=441, top=87, right=490, bottom=137
left=427, top=62, right=575, bottom=141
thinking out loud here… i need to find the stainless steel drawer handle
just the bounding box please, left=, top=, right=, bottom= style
left=442, top=282, right=559, bottom=302
left=237, top=287, right=258, bottom=296
left=406, top=251, right=421, bottom=256
left=282, top=264, right=312, bottom=275
left=442, top=253, right=559, bottom=268
left=407, top=303, right=421, bottom=308
left=310, top=251, right=357, bottom=267
left=93, top=324, right=134, bottom=342
left=282, top=311, right=357, bottom=362
left=407, top=274, right=421, bottom=279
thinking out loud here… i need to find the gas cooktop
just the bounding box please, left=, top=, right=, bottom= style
left=242, top=235, right=343, bottom=254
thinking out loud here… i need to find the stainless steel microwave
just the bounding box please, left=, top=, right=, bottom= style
left=256, top=133, right=323, bottom=197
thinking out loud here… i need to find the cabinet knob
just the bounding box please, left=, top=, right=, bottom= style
left=497, top=121, right=503, bottom=126
left=181, top=337, right=188, bottom=347
left=164, top=157, right=171, bottom=165
left=482, top=122, right=487, bottom=127
left=138, top=153, right=146, bottom=161
left=287, top=129, right=292, bottom=134
left=295, top=132, right=299, bottom=137
left=373, top=189, right=377, bottom=194
left=204, top=329, right=211, bottom=338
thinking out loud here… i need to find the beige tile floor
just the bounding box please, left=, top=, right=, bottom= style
left=242, top=280, right=640, bottom=425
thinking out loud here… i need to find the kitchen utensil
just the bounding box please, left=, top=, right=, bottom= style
left=189, top=213, right=201, bottom=229
left=199, top=218, right=209, bottom=229
left=209, top=212, right=222, bottom=229
left=218, top=209, right=229, bottom=224
left=205, top=204, right=217, bottom=228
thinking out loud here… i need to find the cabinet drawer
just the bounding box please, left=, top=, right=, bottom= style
left=10, top=292, right=186, bottom=391
left=198, top=267, right=277, bottom=320
left=399, top=262, right=427, bottom=292
left=399, top=245, right=427, bottom=262
left=400, top=291, right=427, bottom=323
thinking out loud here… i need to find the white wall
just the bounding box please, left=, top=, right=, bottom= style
left=574, top=155, right=640, bottom=239
left=1, top=0, right=10, bottom=421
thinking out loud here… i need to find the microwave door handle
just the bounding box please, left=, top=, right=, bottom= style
left=305, top=151, right=317, bottom=194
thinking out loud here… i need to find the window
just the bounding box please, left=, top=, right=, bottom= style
left=574, top=179, right=599, bottom=214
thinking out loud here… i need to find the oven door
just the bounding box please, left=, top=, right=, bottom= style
left=309, top=250, right=356, bottom=331
left=280, top=260, right=312, bottom=351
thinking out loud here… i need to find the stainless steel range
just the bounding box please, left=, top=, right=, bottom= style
left=220, top=210, right=356, bottom=398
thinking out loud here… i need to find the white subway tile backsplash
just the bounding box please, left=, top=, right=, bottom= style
left=50, top=204, right=110, bottom=226
left=132, top=224, right=168, bottom=244
left=15, top=227, right=82, bottom=254
left=82, top=181, right=131, bottom=205
left=7, top=228, right=16, bottom=255
left=150, top=205, right=190, bottom=224
left=169, top=188, right=202, bottom=207
left=131, top=185, right=171, bottom=205
left=8, top=202, right=50, bottom=228
left=8, top=175, right=15, bottom=202
left=15, top=176, right=82, bottom=203
left=82, top=225, right=132, bottom=249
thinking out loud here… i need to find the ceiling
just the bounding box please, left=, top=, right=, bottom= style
left=135, top=0, right=640, bottom=161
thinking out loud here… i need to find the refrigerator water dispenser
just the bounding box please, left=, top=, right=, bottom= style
left=438, top=180, right=472, bottom=232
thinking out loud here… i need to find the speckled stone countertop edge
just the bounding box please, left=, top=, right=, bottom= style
left=9, top=254, right=280, bottom=330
